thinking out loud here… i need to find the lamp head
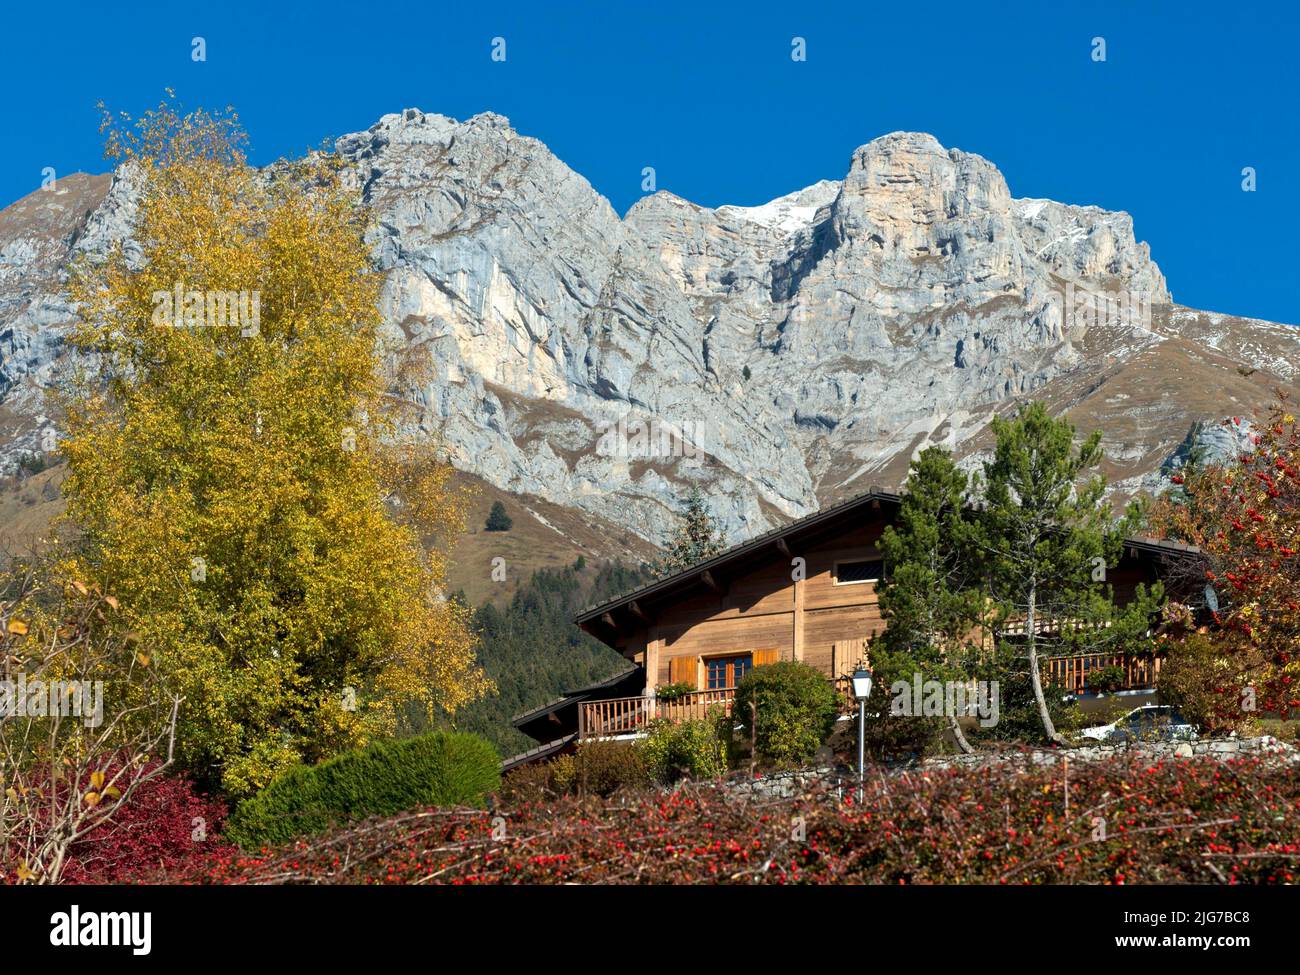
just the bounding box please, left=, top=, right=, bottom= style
left=851, top=667, right=873, bottom=702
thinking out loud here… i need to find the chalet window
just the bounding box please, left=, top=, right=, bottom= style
left=834, top=558, right=883, bottom=585
left=706, top=654, right=752, bottom=690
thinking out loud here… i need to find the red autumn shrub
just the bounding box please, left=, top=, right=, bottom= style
left=192, top=753, right=1300, bottom=885
left=1148, top=399, right=1300, bottom=727
left=56, top=765, right=234, bottom=884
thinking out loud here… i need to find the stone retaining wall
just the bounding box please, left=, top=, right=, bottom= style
left=921, top=734, right=1298, bottom=770
left=732, top=736, right=1299, bottom=798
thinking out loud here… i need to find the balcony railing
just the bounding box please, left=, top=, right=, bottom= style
left=578, top=688, right=737, bottom=740
left=579, top=680, right=862, bottom=741
left=1042, top=651, right=1162, bottom=696
left=577, top=651, right=1159, bottom=739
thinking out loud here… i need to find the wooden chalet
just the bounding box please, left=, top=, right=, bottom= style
left=504, top=488, right=1201, bottom=766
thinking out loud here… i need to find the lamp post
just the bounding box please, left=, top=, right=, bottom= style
left=850, top=667, right=873, bottom=800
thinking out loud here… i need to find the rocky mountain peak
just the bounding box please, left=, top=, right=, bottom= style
left=713, top=179, right=840, bottom=236
left=0, top=112, right=1292, bottom=549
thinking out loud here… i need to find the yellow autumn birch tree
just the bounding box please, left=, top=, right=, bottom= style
left=60, top=97, right=490, bottom=795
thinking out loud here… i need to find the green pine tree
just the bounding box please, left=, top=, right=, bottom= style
left=876, top=447, right=984, bottom=753
left=651, top=486, right=728, bottom=577
left=976, top=403, right=1163, bottom=744
left=403, top=563, right=648, bottom=755
left=485, top=500, right=513, bottom=532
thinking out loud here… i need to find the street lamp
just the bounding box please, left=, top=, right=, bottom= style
left=851, top=667, right=873, bottom=799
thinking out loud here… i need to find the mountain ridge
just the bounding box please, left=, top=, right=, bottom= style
left=0, top=109, right=1295, bottom=549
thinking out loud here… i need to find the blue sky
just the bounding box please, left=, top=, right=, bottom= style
left=3, top=0, right=1296, bottom=324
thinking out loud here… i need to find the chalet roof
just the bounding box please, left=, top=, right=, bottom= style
left=510, top=665, right=640, bottom=728
left=574, top=487, right=901, bottom=627
left=1121, top=535, right=1203, bottom=556
left=500, top=733, right=577, bottom=773
left=574, top=486, right=1202, bottom=635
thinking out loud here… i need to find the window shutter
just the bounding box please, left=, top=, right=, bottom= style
left=752, top=648, right=780, bottom=667
left=669, top=656, right=697, bottom=689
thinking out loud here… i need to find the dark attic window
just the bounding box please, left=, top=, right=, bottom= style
left=835, top=558, right=884, bottom=585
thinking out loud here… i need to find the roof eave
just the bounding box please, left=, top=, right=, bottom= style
left=572, top=488, right=1203, bottom=644
left=574, top=488, right=901, bottom=628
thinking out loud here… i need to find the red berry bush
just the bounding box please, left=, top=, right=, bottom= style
left=1149, top=401, right=1300, bottom=728
left=196, top=753, right=1300, bottom=885
left=57, top=766, right=233, bottom=884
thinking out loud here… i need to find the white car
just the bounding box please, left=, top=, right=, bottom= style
left=1079, top=705, right=1197, bottom=743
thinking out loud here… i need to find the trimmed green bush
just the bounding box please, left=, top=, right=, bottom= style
left=571, top=740, right=651, bottom=795
left=500, top=742, right=651, bottom=803
left=734, top=660, right=838, bottom=766
left=225, top=731, right=500, bottom=849
left=500, top=759, right=559, bottom=805
left=641, top=717, right=728, bottom=783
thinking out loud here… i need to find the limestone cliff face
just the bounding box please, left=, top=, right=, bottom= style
left=0, top=110, right=1294, bottom=544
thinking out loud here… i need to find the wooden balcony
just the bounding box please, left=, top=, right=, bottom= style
left=576, top=652, right=1159, bottom=741
left=578, top=688, right=737, bottom=740
left=1042, top=651, right=1162, bottom=696
left=578, top=679, right=862, bottom=740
